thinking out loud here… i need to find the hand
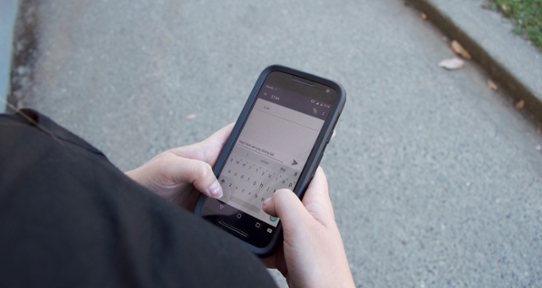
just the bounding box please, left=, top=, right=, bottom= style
left=125, top=123, right=233, bottom=211
left=261, top=167, right=355, bottom=288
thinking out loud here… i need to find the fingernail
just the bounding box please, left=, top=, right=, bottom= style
left=208, top=180, right=223, bottom=198
left=262, top=198, right=271, bottom=207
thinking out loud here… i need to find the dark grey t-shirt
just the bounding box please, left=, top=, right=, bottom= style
left=0, top=109, right=278, bottom=288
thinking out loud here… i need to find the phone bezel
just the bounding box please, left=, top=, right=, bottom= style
left=194, top=64, right=346, bottom=257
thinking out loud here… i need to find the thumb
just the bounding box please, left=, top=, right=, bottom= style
left=160, top=155, right=223, bottom=198
left=262, top=189, right=311, bottom=235
left=132, top=151, right=223, bottom=199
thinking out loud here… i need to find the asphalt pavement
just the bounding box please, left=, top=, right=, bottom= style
left=0, top=0, right=17, bottom=111
left=8, top=0, right=542, bottom=286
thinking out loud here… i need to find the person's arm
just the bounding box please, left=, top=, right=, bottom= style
left=262, top=167, right=355, bottom=288
left=125, top=123, right=233, bottom=210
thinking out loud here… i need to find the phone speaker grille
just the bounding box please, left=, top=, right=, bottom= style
left=218, top=221, right=248, bottom=238
left=290, top=76, right=315, bottom=87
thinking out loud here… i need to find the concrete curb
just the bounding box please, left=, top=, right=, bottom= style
left=408, top=0, right=542, bottom=124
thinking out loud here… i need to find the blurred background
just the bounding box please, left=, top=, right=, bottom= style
left=3, top=0, right=542, bottom=286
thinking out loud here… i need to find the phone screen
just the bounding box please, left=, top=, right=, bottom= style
left=200, top=71, right=339, bottom=249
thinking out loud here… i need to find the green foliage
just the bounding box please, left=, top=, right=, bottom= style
left=490, top=0, right=542, bottom=49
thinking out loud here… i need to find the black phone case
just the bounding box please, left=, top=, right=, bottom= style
left=194, top=64, right=346, bottom=257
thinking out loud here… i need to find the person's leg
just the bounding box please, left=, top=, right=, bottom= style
left=0, top=109, right=277, bottom=288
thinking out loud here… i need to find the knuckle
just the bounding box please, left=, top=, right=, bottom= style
left=274, top=189, right=294, bottom=204
left=190, top=161, right=212, bottom=180
left=156, top=153, right=175, bottom=174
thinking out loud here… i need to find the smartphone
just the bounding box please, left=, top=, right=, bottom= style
left=194, top=65, right=346, bottom=257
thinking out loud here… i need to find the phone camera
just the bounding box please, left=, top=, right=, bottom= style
left=325, top=88, right=331, bottom=93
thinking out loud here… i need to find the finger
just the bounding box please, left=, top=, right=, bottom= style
left=165, top=155, right=223, bottom=198
left=300, top=167, right=335, bottom=220
left=260, top=247, right=287, bottom=276
left=170, top=123, right=234, bottom=163
left=264, top=167, right=334, bottom=227
left=262, top=189, right=311, bottom=235
left=205, top=122, right=235, bottom=145
left=301, top=167, right=328, bottom=202
left=199, top=122, right=234, bottom=163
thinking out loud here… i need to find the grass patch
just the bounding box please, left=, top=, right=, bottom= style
left=487, top=0, right=542, bottom=50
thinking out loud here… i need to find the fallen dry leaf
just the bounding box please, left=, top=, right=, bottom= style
left=487, top=79, right=498, bottom=91
left=450, top=40, right=472, bottom=60
left=438, top=58, right=464, bottom=70
left=420, top=12, right=427, bottom=20
left=185, top=114, right=196, bottom=120
left=515, top=100, right=525, bottom=110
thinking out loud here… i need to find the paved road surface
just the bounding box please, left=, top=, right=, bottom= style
left=11, top=0, right=542, bottom=286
